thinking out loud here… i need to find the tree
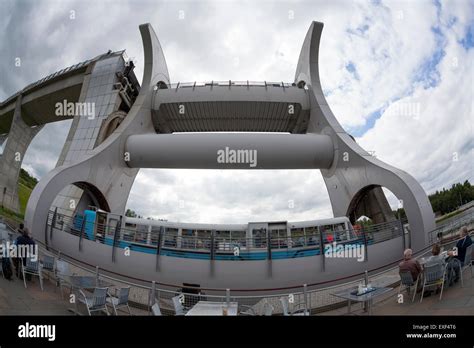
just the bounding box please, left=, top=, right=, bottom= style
left=125, top=209, right=137, bottom=218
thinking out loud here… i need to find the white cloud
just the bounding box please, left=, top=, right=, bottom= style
left=2, top=0, right=472, bottom=223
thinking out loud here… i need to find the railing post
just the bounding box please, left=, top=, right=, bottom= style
left=267, top=229, right=272, bottom=260
left=95, top=265, right=100, bottom=286
left=156, top=227, right=163, bottom=271
left=149, top=281, right=156, bottom=311
left=400, top=219, right=406, bottom=252
left=78, top=215, right=85, bottom=252
left=112, top=216, right=122, bottom=263
left=318, top=226, right=325, bottom=271
left=361, top=224, right=368, bottom=262
left=303, top=284, right=308, bottom=313
left=50, top=207, right=58, bottom=241
left=210, top=230, right=215, bottom=260
left=226, top=288, right=230, bottom=307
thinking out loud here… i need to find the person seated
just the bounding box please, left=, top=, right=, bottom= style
left=447, top=226, right=472, bottom=284
left=426, top=244, right=445, bottom=266
left=399, top=248, right=422, bottom=282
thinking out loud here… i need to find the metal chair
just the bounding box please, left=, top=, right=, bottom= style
left=21, top=258, right=44, bottom=291
left=0, top=253, right=5, bottom=279
left=420, top=262, right=446, bottom=303
left=106, top=287, right=132, bottom=315
left=41, top=255, right=55, bottom=272
left=398, top=270, right=419, bottom=302
left=239, top=305, right=257, bottom=316
left=172, top=295, right=187, bottom=316
left=453, top=244, right=473, bottom=287
left=55, top=259, right=74, bottom=298
left=280, top=297, right=309, bottom=316
left=78, top=287, right=110, bottom=316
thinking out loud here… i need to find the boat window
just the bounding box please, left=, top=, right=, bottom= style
left=333, top=223, right=347, bottom=241
left=321, top=225, right=335, bottom=243
left=196, top=230, right=211, bottom=249
left=135, top=224, right=148, bottom=243
left=106, top=218, right=118, bottom=237
left=150, top=225, right=161, bottom=245
left=305, top=226, right=319, bottom=246
left=231, top=231, right=246, bottom=248
left=270, top=229, right=287, bottom=249
left=163, top=228, right=178, bottom=248
left=122, top=223, right=137, bottom=242
left=291, top=228, right=305, bottom=247
left=253, top=229, right=267, bottom=248
left=181, top=229, right=197, bottom=249
left=216, top=231, right=231, bottom=251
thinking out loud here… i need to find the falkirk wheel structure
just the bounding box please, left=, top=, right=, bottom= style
left=0, top=22, right=435, bottom=289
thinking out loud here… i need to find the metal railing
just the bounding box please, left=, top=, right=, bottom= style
left=4, top=214, right=472, bottom=315
left=155, top=80, right=304, bottom=92
left=47, top=211, right=406, bottom=258
left=429, top=210, right=474, bottom=244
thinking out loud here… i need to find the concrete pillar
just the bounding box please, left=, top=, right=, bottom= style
left=0, top=95, right=43, bottom=213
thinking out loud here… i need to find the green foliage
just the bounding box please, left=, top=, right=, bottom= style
left=0, top=205, right=24, bottom=223
left=19, top=168, right=38, bottom=189
left=125, top=209, right=142, bottom=218
left=428, top=180, right=474, bottom=215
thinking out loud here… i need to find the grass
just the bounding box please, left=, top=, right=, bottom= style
left=17, top=181, right=32, bottom=216
left=0, top=205, right=24, bottom=224
left=435, top=209, right=464, bottom=224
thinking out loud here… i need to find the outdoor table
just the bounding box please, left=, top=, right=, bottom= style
left=185, top=301, right=238, bottom=316
left=331, top=287, right=392, bottom=315
left=61, top=275, right=114, bottom=315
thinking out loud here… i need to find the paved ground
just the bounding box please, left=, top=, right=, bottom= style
left=2, top=267, right=472, bottom=315
left=0, top=273, right=71, bottom=315
left=0, top=273, right=149, bottom=316
left=321, top=270, right=474, bottom=315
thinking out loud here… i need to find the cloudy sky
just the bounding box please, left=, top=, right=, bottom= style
left=1, top=0, right=472, bottom=223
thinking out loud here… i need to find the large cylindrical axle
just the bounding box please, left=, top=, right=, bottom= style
left=125, top=133, right=334, bottom=169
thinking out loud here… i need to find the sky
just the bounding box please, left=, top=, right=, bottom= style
left=0, top=0, right=473, bottom=223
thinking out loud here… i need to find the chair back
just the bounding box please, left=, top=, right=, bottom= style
left=152, top=303, right=162, bottom=316
left=463, top=244, right=473, bottom=266
left=172, top=296, right=185, bottom=315
left=92, top=287, right=109, bottom=307
left=263, top=301, right=274, bottom=316
left=42, top=255, right=55, bottom=271
left=399, top=270, right=415, bottom=286
left=56, top=260, right=70, bottom=276
left=424, top=263, right=444, bottom=283
left=279, top=297, right=289, bottom=316
left=117, top=287, right=130, bottom=305
left=26, top=258, right=39, bottom=272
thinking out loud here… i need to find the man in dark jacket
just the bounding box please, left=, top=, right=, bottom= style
left=14, top=227, right=36, bottom=279
left=447, top=226, right=472, bottom=284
